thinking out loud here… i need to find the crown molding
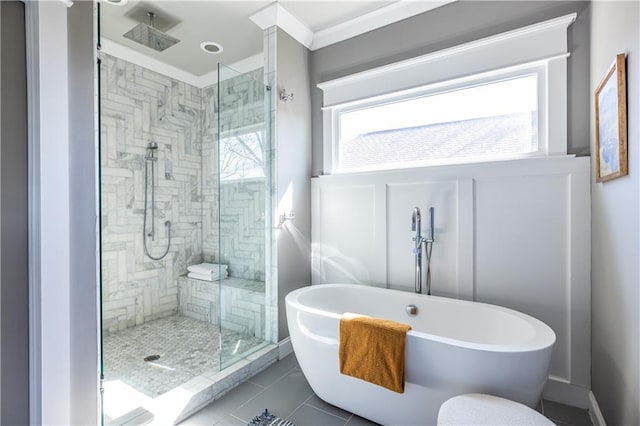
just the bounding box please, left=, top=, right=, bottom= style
left=100, top=38, right=264, bottom=88
left=250, top=2, right=314, bottom=48
left=310, top=0, right=455, bottom=50
left=250, top=1, right=455, bottom=51
left=100, top=1, right=460, bottom=84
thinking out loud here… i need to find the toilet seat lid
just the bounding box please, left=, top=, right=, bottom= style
left=437, top=393, right=555, bottom=425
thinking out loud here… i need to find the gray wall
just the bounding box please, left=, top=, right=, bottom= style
left=310, top=1, right=591, bottom=176
left=276, top=29, right=312, bottom=340
left=590, top=2, right=639, bottom=425
left=68, top=2, right=99, bottom=424
left=0, top=1, right=29, bottom=424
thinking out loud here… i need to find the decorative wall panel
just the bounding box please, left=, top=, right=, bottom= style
left=311, top=157, right=590, bottom=405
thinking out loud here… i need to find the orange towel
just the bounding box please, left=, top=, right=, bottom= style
left=339, top=313, right=412, bottom=393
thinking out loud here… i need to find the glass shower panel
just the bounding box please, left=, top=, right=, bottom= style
left=216, top=63, right=272, bottom=370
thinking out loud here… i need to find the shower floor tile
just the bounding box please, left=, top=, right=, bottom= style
left=103, top=314, right=266, bottom=398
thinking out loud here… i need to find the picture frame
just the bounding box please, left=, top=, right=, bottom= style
left=595, top=53, right=628, bottom=182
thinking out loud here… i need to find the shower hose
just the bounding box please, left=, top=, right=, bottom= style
left=143, top=157, right=171, bottom=260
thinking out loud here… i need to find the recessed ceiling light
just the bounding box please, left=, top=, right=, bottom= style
left=200, top=41, right=223, bottom=55
left=103, top=0, right=128, bottom=5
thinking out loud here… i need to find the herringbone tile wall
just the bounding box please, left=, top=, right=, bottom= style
left=100, top=54, right=269, bottom=335
left=202, top=69, right=268, bottom=281
left=100, top=54, right=204, bottom=334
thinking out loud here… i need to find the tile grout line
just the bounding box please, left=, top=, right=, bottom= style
left=232, top=363, right=300, bottom=421
left=301, top=398, right=352, bottom=422
left=220, top=382, right=270, bottom=422
left=284, top=392, right=316, bottom=422
left=300, top=402, right=352, bottom=424
left=212, top=413, right=245, bottom=425
left=246, top=363, right=298, bottom=388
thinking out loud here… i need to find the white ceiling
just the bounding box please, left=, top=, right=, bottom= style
left=100, top=1, right=447, bottom=78
left=279, top=1, right=394, bottom=32
left=100, top=1, right=268, bottom=76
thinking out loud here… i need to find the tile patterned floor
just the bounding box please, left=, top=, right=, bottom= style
left=103, top=314, right=266, bottom=398
left=180, top=353, right=594, bottom=426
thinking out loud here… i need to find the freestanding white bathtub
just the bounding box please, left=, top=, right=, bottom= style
left=285, top=284, right=556, bottom=425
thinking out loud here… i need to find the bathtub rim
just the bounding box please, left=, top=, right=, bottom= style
left=286, top=283, right=556, bottom=353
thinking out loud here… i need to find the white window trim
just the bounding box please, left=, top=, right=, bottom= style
left=318, top=13, right=576, bottom=175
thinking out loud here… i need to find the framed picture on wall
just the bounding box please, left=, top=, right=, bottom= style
left=595, top=53, right=628, bottom=182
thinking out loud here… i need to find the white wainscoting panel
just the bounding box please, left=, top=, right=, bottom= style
left=311, top=156, right=591, bottom=405
left=475, top=174, right=570, bottom=380
left=386, top=181, right=459, bottom=295
left=313, top=184, right=385, bottom=286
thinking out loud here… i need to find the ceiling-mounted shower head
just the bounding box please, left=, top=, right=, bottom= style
left=123, top=11, right=180, bottom=52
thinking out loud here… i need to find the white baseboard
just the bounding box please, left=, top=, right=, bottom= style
left=278, top=337, right=293, bottom=359
left=543, top=377, right=590, bottom=409
left=588, top=391, right=606, bottom=426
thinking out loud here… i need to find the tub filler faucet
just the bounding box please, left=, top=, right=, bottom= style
left=411, top=207, right=435, bottom=295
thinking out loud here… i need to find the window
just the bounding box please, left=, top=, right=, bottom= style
left=318, top=13, right=576, bottom=174
left=336, top=74, right=539, bottom=173
left=219, top=129, right=266, bottom=181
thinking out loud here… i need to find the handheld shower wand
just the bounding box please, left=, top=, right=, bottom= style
left=425, top=207, right=435, bottom=295
left=143, top=142, right=171, bottom=260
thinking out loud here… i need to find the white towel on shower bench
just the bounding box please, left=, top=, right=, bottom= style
left=187, top=271, right=228, bottom=281
left=187, top=263, right=228, bottom=279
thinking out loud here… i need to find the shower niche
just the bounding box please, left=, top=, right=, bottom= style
left=98, top=4, right=275, bottom=423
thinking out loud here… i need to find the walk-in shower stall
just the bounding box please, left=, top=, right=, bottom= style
left=98, top=3, right=274, bottom=423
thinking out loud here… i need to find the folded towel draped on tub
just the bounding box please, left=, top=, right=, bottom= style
left=339, top=312, right=412, bottom=393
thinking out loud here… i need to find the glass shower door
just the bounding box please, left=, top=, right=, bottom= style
left=215, top=63, right=272, bottom=369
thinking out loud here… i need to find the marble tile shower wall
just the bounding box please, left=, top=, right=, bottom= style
left=101, top=54, right=268, bottom=334
left=202, top=69, right=268, bottom=281
left=101, top=54, right=203, bottom=334
left=217, top=179, right=267, bottom=281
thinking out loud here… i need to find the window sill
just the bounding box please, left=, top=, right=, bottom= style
left=316, top=155, right=585, bottom=180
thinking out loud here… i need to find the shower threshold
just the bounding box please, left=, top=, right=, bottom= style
left=102, top=315, right=277, bottom=425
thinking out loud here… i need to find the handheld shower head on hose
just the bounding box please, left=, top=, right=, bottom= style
left=143, top=142, right=171, bottom=260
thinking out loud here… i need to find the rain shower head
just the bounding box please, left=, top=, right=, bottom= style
left=123, top=12, right=180, bottom=52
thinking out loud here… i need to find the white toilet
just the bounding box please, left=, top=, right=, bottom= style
left=437, top=393, right=555, bottom=425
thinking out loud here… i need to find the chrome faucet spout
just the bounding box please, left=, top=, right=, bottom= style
left=411, top=206, right=436, bottom=295
left=412, top=207, right=421, bottom=232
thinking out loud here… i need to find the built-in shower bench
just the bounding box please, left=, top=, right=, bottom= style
left=178, top=275, right=266, bottom=339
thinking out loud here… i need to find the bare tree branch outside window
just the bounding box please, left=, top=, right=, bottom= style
left=219, top=130, right=266, bottom=181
